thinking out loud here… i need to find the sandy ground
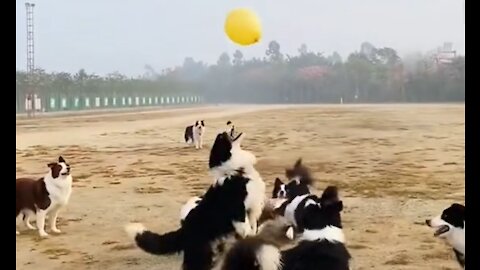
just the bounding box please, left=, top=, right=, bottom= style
left=16, top=104, right=465, bottom=270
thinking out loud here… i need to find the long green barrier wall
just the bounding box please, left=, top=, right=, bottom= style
left=16, top=94, right=203, bottom=114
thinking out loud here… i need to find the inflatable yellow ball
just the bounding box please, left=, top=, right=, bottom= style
left=224, top=8, right=262, bottom=46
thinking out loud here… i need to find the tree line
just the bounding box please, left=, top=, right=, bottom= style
left=16, top=41, right=464, bottom=104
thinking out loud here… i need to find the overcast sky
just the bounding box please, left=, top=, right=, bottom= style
left=16, top=0, right=465, bottom=76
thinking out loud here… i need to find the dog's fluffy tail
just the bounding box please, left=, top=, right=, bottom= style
left=125, top=223, right=184, bottom=255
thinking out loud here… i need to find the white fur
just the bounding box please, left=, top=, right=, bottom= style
left=210, top=133, right=265, bottom=235
left=429, top=215, right=465, bottom=255
left=193, top=123, right=205, bottom=149
left=17, top=162, right=73, bottom=237
left=300, top=226, right=346, bottom=243
left=286, top=227, right=294, bottom=240
left=233, top=214, right=253, bottom=237
left=40, top=162, right=73, bottom=236
left=284, top=194, right=310, bottom=227
left=125, top=223, right=146, bottom=240
left=256, top=244, right=282, bottom=270
left=180, top=196, right=201, bottom=222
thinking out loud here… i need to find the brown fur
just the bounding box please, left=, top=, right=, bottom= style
left=255, top=218, right=295, bottom=247
left=285, top=158, right=314, bottom=185
left=258, top=198, right=285, bottom=225
left=16, top=177, right=51, bottom=217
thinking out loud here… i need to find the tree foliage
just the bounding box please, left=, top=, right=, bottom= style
left=16, top=41, right=464, bottom=104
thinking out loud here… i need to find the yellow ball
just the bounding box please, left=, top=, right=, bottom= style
left=224, top=8, right=262, bottom=46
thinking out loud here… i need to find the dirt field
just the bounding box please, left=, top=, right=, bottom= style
left=16, top=104, right=465, bottom=270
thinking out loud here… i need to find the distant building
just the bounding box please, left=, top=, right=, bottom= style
left=433, top=42, right=457, bottom=66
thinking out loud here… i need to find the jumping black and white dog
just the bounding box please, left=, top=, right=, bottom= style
left=184, top=120, right=205, bottom=149
left=125, top=132, right=266, bottom=270
left=273, top=158, right=313, bottom=200
left=281, top=186, right=351, bottom=270
left=426, top=203, right=465, bottom=268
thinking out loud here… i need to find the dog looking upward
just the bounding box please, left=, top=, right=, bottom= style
left=16, top=156, right=73, bottom=237
left=125, top=132, right=266, bottom=270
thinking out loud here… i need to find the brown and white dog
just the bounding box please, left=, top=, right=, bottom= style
left=16, top=156, right=73, bottom=237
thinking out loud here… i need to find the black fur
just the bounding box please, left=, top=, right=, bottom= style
left=441, top=203, right=465, bottom=229
left=133, top=229, right=184, bottom=255
left=453, top=248, right=465, bottom=268
left=184, top=125, right=193, bottom=143
left=282, top=240, right=350, bottom=270
left=221, top=238, right=264, bottom=270
left=131, top=131, right=258, bottom=270
left=281, top=186, right=351, bottom=270
left=209, top=133, right=233, bottom=168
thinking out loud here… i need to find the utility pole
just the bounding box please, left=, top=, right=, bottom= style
left=25, top=2, right=35, bottom=117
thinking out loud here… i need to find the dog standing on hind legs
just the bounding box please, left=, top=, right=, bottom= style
left=16, top=156, right=73, bottom=237
left=125, top=132, right=266, bottom=270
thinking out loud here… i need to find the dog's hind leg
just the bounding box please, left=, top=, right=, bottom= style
left=24, top=213, right=36, bottom=230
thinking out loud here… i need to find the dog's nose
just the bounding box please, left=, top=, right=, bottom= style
left=279, top=190, right=286, bottom=197
left=425, top=219, right=431, bottom=226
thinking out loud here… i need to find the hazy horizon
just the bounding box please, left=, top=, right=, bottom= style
left=16, top=0, right=465, bottom=77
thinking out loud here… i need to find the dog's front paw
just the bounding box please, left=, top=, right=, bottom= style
left=51, top=228, right=62, bottom=234
left=39, top=231, right=49, bottom=238
left=233, top=221, right=252, bottom=238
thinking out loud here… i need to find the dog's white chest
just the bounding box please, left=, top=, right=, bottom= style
left=45, top=177, right=72, bottom=206
left=244, top=170, right=266, bottom=211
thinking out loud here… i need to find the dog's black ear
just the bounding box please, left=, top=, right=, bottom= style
left=195, top=121, right=199, bottom=126
left=58, top=156, right=66, bottom=163
left=328, top=200, right=343, bottom=212
left=227, top=121, right=232, bottom=125
left=201, top=120, right=205, bottom=126
left=274, top=177, right=284, bottom=187
left=321, top=186, right=339, bottom=203
left=294, top=158, right=303, bottom=168
left=47, top=162, right=57, bottom=168
left=209, top=132, right=232, bottom=169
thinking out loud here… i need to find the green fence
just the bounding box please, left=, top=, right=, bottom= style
left=16, top=94, right=203, bottom=114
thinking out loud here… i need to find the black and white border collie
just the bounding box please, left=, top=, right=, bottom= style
left=273, top=158, right=313, bottom=200
left=426, top=203, right=465, bottom=268
left=281, top=186, right=351, bottom=270
left=125, top=132, right=265, bottom=270
left=219, top=217, right=295, bottom=270
left=184, top=120, right=205, bottom=149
